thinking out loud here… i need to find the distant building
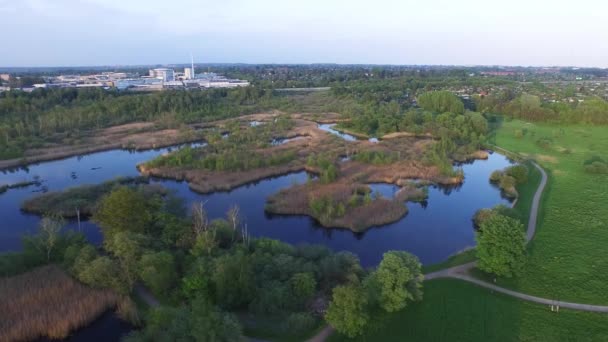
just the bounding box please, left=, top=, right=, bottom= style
left=184, top=68, right=194, bottom=80
left=163, top=81, right=184, bottom=89
left=0, top=74, right=10, bottom=82
left=149, top=68, right=175, bottom=82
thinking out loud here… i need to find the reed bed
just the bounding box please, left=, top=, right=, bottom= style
left=0, top=265, right=119, bottom=342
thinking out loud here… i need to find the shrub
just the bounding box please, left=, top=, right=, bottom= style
left=489, top=170, right=503, bottom=182
left=499, top=175, right=516, bottom=191
left=584, top=156, right=608, bottom=174
left=283, top=312, right=317, bottom=334
left=536, top=137, right=553, bottom=149
left=505, top=164, right=528, bottom=184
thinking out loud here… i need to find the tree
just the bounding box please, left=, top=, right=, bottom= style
left=77, top=256, right=130, bottom=294
left=94, top=187, right=153, bottom=238
left=371, top=251, right=423, bottom=312
left=105, top=231, right=146, bottom=288
left=211, top=250, right=255, bottom=309
left=418, top=91, right=465, bottom=114
left=125, top=296, right=242, bottom=342
left=139, top=251, right=176, bottom=297
left=33, top=215, right=65, bottom=262
left=325, top=284, right=369, bottom=338
left=226, top=205, right=241, bottom=242
left=289, top=272, right=316, bottom=305
left=476, top=214, right=526, bottom=277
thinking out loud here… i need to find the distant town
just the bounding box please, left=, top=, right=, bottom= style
left=0, top=62, right=249, bottom=93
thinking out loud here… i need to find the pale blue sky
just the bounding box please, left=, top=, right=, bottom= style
left=1, top=0, right=607, bottom=67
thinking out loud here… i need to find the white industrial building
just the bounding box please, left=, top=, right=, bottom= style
left=149, top=68, right=175, bottom=82
left=184, top=67, right=194, bottom=80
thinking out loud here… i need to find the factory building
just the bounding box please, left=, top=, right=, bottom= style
left=149, top=68, right=175, bottom=82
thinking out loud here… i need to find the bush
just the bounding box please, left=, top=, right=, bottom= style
left=489, top=170, right=503, bottom=182
left=505, top=164, right=528, bottom=184
left=584, top=156, right=608, bottom=174
left=499, top=175, right=516, bottom=192
left=536, top=137, right=553, bottom=149
left=283, top=312, right=317, bottom=334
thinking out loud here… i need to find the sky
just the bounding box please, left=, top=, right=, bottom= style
left=1, top=0, right=607, bottom=67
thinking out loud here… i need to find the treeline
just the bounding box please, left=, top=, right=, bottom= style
left=476, top=92, right=608, bottom=124
left=0, top=87, right=291, bottom=159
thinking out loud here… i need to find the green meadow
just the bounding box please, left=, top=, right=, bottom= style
left=328, top=279, right=608, bottom=342
left=485, top=119, right=608, bottom=304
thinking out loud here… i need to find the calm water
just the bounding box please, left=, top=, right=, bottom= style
left=318, top=124, right=379, bottom=143
left=0, top=144, right=512, bottom=266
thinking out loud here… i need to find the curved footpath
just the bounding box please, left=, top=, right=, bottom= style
left=426, top=161, right=608, bottom=313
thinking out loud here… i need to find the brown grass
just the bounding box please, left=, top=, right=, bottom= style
left=0, top=265, right=120, bottom=342
left=266, top=180, right=408, bottom=232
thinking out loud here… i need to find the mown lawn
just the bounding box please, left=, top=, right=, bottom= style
left=328, top=279, right=608, bottom=342
left=487, top=119, right=608, bottom=304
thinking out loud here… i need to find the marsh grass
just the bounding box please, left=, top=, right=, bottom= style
left=0, top=265, right=120, bottom=341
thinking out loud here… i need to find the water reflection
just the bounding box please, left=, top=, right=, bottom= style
left=1, top=144, right=512, bottom=267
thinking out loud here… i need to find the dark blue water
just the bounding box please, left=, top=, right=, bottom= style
left=0, top=144, right=512, bottom=266
left=36, top=312, right=132, bottom=342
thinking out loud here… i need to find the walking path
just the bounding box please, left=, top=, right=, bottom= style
left=425, top=161, right=608, bottom=313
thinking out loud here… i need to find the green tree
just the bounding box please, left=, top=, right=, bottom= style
left=94, top=187, right=153, bottom=238
left=476, top=214, right=526, bottom=277
left=105, top=231, right=146, bottom=288
left=139, top=251, right=176, bottom=297
left=77, top=256, right=130, bottom=294
left=289, top=272, right=317, bottom=305
left=33, top=215, right=65, bottom=262
left=325, top=284, right=369, bottom=338
left=211, top=250, right=255, bottom=309
left=418, top=91, right=465, bottom=114
left=370, top=251, right=423, bottom=312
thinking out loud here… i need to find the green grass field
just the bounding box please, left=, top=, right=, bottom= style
left=486, top=119, right=608, bottom=304
left=328, top=279, right=608, bottom=342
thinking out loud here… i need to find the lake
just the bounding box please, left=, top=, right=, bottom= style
left=0, top=144, right=512, bottom=267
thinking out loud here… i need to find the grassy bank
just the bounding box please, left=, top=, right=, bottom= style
left=328, top=279, right=608, bottom=342
left=0, top=265, right=120, bottom=341
left=487, top=119, right=608, bottom=304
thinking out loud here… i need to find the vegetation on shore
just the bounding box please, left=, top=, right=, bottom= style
left=142, top=115, right=299, bottom=172
left=0, top=179, right=41, bottom=194
left=20, top=176, right=157, bottom=217
left=489, top=164, right=529, bottom=198
left=4, top=181, right=428, bottom=341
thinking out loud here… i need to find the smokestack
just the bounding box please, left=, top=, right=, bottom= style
left=191, top=53, right=195, bottom=79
